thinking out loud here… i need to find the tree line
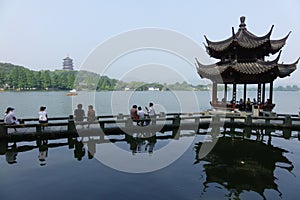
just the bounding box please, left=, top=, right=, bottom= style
left=0, top=62, right=212, bottom=91
left=0, top=63, right=117, bottom=91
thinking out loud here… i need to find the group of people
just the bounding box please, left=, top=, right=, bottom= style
left=74, top=104, right=96, bottom=128
left=235, top=98, right=258, bottom=111
left=4, top=106, right=48, bottom=132
left=3, top=102, right=153, bottom=130
left=130, top=102, right=156, bottom=126
left=3, top=104, right=97, bottom=131
left=214, top=97, right=258, bottom=112
left=225, top=97, right=275, bottom=112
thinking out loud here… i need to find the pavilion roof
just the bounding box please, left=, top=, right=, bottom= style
left=195, top=54, right=299, bottom=84
left=204, top=16, right=290, bottom=59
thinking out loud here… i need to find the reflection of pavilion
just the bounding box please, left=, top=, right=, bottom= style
left=194, top=135, right=293, bottom=199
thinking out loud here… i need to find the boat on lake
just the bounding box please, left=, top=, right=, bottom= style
left=66, top=89, right=78, bottom=96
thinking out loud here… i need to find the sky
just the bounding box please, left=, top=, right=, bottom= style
left=0, top=0, right=300, bottom=85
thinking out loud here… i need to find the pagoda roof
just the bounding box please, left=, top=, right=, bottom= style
left=204, top=16, right=290, bottom=59
left=195, top=53, right=299, bottom=84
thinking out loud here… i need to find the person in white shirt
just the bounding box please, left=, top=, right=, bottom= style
left=146, top=102, right=156, bottom=116
left=38, top=106, right=48, bottom=130
left=38, top=106, right=48, bottom=122
left=145, top=102, right=156, bottom=125
left=137, top=106, right=145, bottom=126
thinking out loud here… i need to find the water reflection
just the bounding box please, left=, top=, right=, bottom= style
left=0, top=132, right=163, bottom=164
left=0, top=128, right=297, bottom=199
left=5, top=142, right=18, bottom=164
left=194, top=130, right=294, bottom=199
left=37, top=139, right=48, bottom=166
left=125, top=133, right=157, bottom=155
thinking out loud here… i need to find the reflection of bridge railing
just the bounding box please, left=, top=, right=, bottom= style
left=1, top=112, right=300, bottom=140
left=0, top=130, right=197, bottom=164
left=1, top=126, right=297, bottom=168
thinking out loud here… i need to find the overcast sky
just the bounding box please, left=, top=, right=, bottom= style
left=0, top=0, right=299, bottom=85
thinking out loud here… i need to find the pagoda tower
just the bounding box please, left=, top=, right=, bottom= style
left=63, top=55, right=74, bottom=70
left=196, top=16, right=299, bottom=109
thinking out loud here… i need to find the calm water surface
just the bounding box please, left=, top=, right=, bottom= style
left=0, top=91, right=300, bottom=200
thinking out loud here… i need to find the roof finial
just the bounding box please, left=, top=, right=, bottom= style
left=239, top=16, right=246, bottom=29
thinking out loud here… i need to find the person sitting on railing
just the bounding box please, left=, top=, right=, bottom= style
left=262, top=99, right=275, bottom=111
left=87, top=105, right=96, bottom=128
left=130, top=105, right=139, bottom=125
left=145, top=102, right=156, bottom=125
left=216, top=98, right=227, bottom=108
left=38, top=106, right=48, bottom=130
left=137, top=106, right=145, bottom=126
left=74, top=104, right=85, bottom=128
left=237, top=98, right=245, bottom=111
left=245, top=98, right=252, bottom=112
left=226, top=99, right=234, bottom=109
left=4, top=107, right=19, bottom=132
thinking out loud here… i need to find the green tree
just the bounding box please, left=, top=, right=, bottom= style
left=41, top=70, right=51, bottom=89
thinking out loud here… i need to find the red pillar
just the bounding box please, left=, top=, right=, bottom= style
left=269, top=81, right=273, bottom=103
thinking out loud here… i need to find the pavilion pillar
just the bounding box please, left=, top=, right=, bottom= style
left=232, top=83, right=237, bottom=107
left=262, top=83, right=266, bottom=104
left=257, top=83, right=262, bottom=106
left=212, top=82, right=218, bottom=104
left=224, top=83, right=227, bottom=101
left=269, top=81, right=273, bottom=103
left=243, top=84, right=247, bottom=102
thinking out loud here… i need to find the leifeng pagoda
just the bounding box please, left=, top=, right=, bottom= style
left=196, top=16, right=299, bottom=110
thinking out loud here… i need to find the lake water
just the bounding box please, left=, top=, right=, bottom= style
left=1, top=90, right=299, bottom=117
left=1, top=91, right=300, bottom=200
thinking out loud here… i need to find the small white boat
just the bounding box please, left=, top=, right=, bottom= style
left=66, top=89, right=78, bottom=96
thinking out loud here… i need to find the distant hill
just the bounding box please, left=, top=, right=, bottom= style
left=0, top=62, right=28, bottom=73
left=0, top=62, right=117, bottom=91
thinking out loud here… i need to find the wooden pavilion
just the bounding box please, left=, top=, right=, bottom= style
left=196, top=16, right=299, bottom=110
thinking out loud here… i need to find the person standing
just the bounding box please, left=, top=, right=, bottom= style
left=87, top=105, right=96, bottom=128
